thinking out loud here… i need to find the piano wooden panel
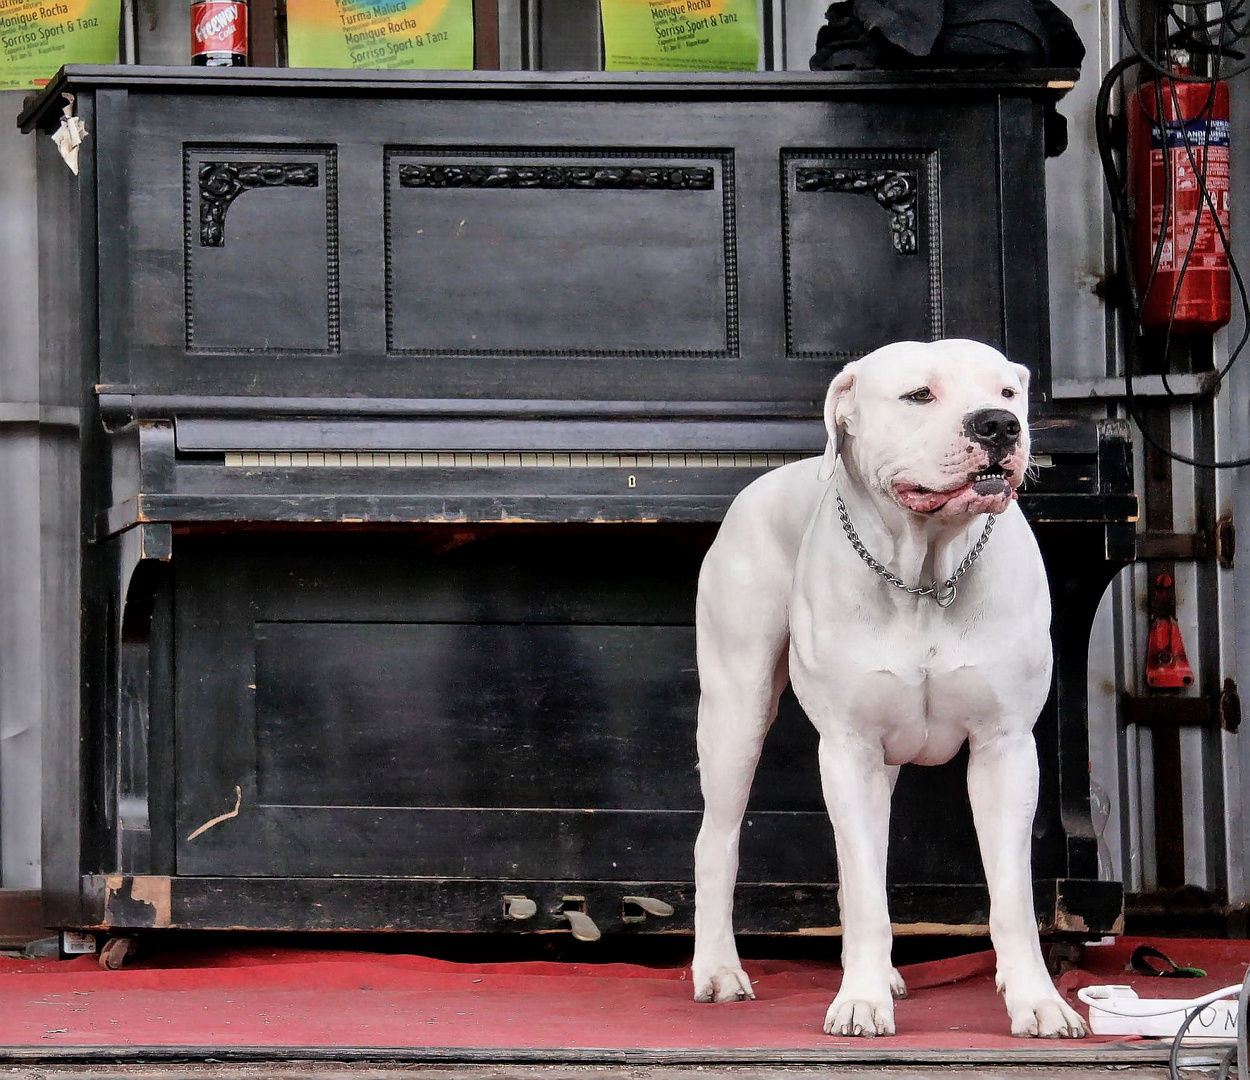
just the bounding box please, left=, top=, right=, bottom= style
left=21, top=68, right=1132, bottom=939
left=70, top=73, right=1042, bottom=402
left=187, top=149, right=338, bottom=353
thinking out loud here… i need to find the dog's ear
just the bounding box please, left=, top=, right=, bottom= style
left=1011, top=362, right=1031, bottom=414
left=817, top=363, right=857, bottom=482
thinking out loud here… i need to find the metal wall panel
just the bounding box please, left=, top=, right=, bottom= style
left=1227, top=63, right=1250, bottom=906
left=0, top=92, right=43, bottom=891
left=132, top=0, right=188, bottom=64
left=537, top=0, right=600, bottom=69
left=1044, top=1, right=1116, bottom=383
left=780, top=0, right=821, bottom=71
left=1064, top=0, right=1250, bottom=909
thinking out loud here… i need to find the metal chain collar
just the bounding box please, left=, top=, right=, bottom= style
left=835, top=491, right=995, bottom=609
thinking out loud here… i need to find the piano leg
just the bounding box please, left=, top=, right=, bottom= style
left=1033, top=520, right=1134, bottom=934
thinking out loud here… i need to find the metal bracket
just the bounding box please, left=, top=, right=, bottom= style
left=1134, top=520, right=1233, bottom=564
left=1216, top=512, right=1235, bottom=570
left=1219, top=679, right=1242, bottom=733
left=1052, top=373, right=1218, bottom=400
left=1136, top=531, right=1208, bottom=561
left=1121, top=679, right=1241, bottom=732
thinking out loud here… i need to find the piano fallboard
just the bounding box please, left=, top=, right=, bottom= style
left=98, top=398, right=1135, bottom=533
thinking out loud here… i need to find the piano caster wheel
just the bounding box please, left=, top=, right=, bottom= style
left=99, top=935, right=139, bottom=970
left=1045, top=941, right=1085, bottom=978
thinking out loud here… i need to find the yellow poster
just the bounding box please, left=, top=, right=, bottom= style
left=286, top=0, right=473, bottom=70
left=601, top=0, right=759, bottom=72
left=0, top=0, right=119, bottom=91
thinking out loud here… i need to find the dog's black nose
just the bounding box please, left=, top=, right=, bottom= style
left=965, top=408, right=1021, bottom=449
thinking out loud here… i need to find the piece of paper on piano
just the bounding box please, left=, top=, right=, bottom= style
left=51, top=94, right=88, bottom=176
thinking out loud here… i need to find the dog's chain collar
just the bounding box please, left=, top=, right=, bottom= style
left=835, top=492, right=995, bottom=609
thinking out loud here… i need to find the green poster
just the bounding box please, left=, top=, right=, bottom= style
left=0, top=0, right=119, bottom=91
left=286, top=0, right=472, bottom=70
left=601, top=0, right=758, bottom=72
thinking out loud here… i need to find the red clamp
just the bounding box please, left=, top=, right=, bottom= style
left=1146, top=573, right=1195, bottom=689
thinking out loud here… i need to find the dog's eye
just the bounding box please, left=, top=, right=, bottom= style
left=1002, top=388, right=1017, bottom=399
left=903, top=387, right=934, bottom=403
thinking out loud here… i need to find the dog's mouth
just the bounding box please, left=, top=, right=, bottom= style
left=893, top=465, right=1016, bottom=514
left=970, top=464, right=1011, bottom=497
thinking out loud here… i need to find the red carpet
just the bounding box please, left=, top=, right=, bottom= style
left=0, top=937, right=1246, bottom=1051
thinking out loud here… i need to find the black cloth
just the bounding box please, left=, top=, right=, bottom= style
left=810, top=0, right=1085, bottom=155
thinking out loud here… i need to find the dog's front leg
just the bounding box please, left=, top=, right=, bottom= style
left=692, top=667, right=783, bottom=1003
left=966, top=730, right=1087, bottom=1038
left=818, top=733, right=897, bottom=1036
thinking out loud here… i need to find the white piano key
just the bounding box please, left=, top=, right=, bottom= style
left=219, top=450, right=811, bottom=468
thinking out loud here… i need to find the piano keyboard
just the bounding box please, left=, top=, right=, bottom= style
left=223, top=452, right=810, bottom=469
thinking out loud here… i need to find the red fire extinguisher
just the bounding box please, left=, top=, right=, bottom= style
left=1127, top=66, right=1232, bottom=333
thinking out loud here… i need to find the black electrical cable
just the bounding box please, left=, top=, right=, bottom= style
left=1238, top=962, right=1250, bottom=1080
left=1163, top=964, right=1250, bottom=1080
left=1117, top=2, right=1249, bottom=357
left=1122, top=4, right=1250, bottom=445
left=1120, top=0, right=1250, bottom=81
left=1156, top=14, right=1250, bottom=419
left=1095, top=1, right=1250, bottom=469
left=1164, top=42, right=1250, bottom=383
left=1168, top=1000, right=1214, bottom=1080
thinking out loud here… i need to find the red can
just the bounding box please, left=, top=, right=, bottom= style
left=191, top=0, right=248, bottom=66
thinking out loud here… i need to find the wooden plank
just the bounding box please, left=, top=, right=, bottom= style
left=76, top=875, right=1123, bottom=937
left=125, top=492, right=1141, bottom=529
left=0, top=1045, right=1176, bottom=1066
left=0, top=1062, right=1179, bottom=1079
left=19, top=67, right=1087, bottom=130
left=473, top=0, right=500, bottom=69
left=249, top=0, right=279, bottom=65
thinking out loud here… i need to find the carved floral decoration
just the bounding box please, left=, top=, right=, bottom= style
left=199, top=161, right=320, bottom=247
left=795, top=167, right=919, bottom=255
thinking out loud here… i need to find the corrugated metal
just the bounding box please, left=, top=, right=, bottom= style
left=1066, top=1, right=1249, bottom=906
left=1226, top=54, right=1249, bottom=906
left=0, top=91, right=43, bottom=890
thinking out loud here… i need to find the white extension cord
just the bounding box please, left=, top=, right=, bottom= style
left=1078, top=984, right=1243, bottom=1038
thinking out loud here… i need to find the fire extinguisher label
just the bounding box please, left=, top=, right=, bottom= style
left=1149, top=119, right=1231, bottom=273
left=1150, top=117, right=1230, bottom=149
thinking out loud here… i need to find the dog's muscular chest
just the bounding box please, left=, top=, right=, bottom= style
left=795, top=615, right=1046, bottom=768
left=845, top=653, right=1000, bottom=766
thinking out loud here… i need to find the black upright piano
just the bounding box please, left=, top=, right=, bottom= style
left=21, top=67, right=1134, bottom=942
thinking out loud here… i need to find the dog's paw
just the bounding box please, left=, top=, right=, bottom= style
left=889, top=967, right=907, bottom=999
left=1007, top=995, right=1088, bottom=1038
left=823, top=996, right=895, bottom=1037
left=693, top=966, right=755, bottom=1003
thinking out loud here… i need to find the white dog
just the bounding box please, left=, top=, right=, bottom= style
left=691, top=339, right=1087, bottom=1039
